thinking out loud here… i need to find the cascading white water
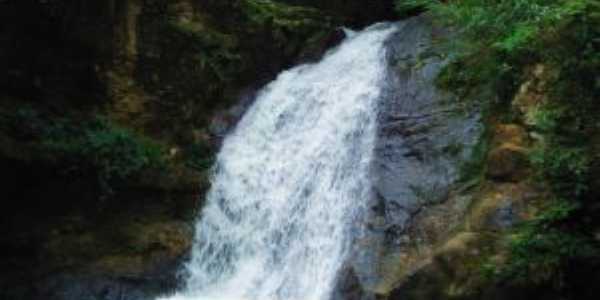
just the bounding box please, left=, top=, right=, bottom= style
left=161, top=24, right=396, bottom=300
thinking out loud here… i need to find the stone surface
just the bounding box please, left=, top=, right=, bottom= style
left=486, top=124, right=531, bottom=181
left=466, top=183, right=539, bottom=232
left=486, top=144, right=529, bottom=181
left=374, top=58, right=564, bottom=300
left=342, top=16, right=483, bottom=298
left=372, top=16, right=481, bottom=243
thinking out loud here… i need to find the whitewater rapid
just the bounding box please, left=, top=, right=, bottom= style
left=160, top=23, right=396, bottom=300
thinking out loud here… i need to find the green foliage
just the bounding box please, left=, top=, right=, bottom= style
left=3, top=108, right=166, bottom=195
left=533, top=200, right=580, bottom=226
left=527, top=104, right=591, bottom=197
left=502, top=93, right=596, bottom=290
left=417, top=0, right=589, bottom=54
left=409, top=0, right=599, bottom=105
left=506, top=227, right=593, bottom=285
left=478, top=198, right=594, bottom=286
left=479, top=199, right=593, bottom=285
left=508, top=101, right=597, bottom=291
left=480, top=261, right=499, bottom=280
left=45, top=117, right=165, bottom=191
left=530, top=145, right=589, bottom=196
left=527, top=105, right=565, bottom=133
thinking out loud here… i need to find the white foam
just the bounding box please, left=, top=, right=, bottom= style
left=160, top=23, right=396, bottom=300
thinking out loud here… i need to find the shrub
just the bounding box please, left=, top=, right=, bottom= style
left=530, top=146, right=589, bottom=196
left=401, top=0, right=598, bottom=105
left=2, top=109, right=167, bottom=195
left=506, top=226, right=594, bottom=285
left=44, top=116, right=166, bottom=194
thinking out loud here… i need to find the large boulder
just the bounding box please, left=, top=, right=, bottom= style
left=338, top=15, right=483, bottom=298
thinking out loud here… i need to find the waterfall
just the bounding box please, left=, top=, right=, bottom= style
left=161, top=23, right=397, bottom=300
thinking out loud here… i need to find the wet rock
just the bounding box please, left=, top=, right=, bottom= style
left=294, top=27, right=348, bottom=64
left=372, top=16, right=481, bottom=244
left=347, top=16, right=483, bottom=298
left=209, top=85, right=260, bottom=144
left=332, top=267, right=371, bottom=300
left=373, top=59, right=556, bottom=300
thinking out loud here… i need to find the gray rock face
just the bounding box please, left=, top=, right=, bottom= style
left=375, top=16, right=481, bottom=244
left=341, top=16, right=482, bottom=297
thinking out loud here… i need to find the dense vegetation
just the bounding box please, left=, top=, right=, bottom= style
left=395, top=0, right=600, bottom=294
left=1, top=106, right=166, bottom=195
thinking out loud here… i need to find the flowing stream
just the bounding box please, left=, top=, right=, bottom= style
left=161, top=23, right=396, bottom=300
